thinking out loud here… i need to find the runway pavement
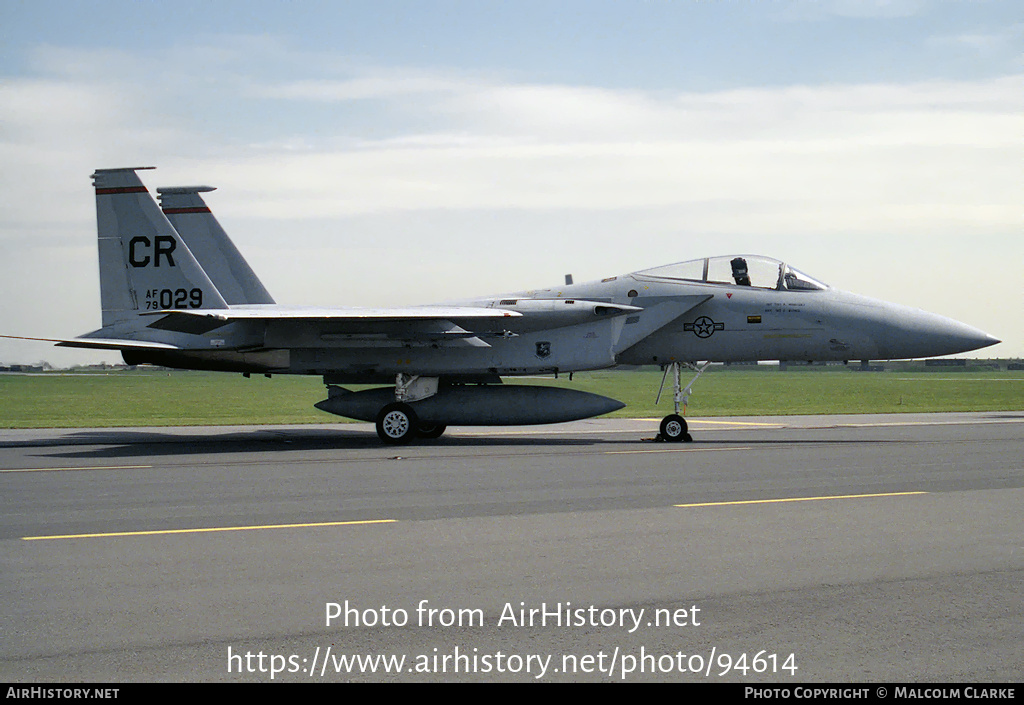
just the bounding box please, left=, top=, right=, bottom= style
left=1, top=413, right=1022, bottom=682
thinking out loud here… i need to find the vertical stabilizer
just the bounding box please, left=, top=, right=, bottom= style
left=158, top=187, right=275, bottom=305
left=92, top=168, right=227, bottom=327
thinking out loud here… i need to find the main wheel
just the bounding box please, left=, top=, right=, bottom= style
left=376, top=403, right=419, bottom=444
left=660, top=414, right=692, bottom=443
left=415, top=423, right=447, bottom=439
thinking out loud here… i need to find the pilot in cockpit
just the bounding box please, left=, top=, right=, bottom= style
left=730, top=257, right=752, bottom=286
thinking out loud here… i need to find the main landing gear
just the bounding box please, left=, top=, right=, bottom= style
left=655, top=361, right=709, bottom=442
left=375, top=402, right=418, bottom=444
left=374, top=374, right=447, bottom=444
left=374, top=403, right=448, bottom=444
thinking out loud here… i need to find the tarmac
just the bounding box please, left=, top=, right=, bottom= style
left=1, top=412, right=1021, bottom=681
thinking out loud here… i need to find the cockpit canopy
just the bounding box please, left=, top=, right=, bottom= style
left=635, top=255, right=828, bottom=291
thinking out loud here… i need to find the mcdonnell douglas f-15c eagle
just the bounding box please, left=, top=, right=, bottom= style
left=42, top=167, right=1002, bottom=443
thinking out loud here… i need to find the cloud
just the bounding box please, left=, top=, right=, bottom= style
left=183, top=73, right=1020, bottom=232
left=248, top=72, right=481, bottom=102
left=2, top=43, right=1018, bottom=235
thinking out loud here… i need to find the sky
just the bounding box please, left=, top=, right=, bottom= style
left=1, top=0, right=1021, bottom=366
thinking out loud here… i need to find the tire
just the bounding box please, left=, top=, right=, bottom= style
left=415, top=423, right=447, bottom=439
left=375, top=403, right=418, bottom=444
left=660, top=414, right=691, bottom=443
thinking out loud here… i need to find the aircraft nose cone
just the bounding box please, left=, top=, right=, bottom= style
left=884, top=310, right=1000, bottom=358
left=832, top=293, right=1000, bottom=360
left=926, top=320, right=999, bottom=355
left=975, top=332, right=1002, bottom=349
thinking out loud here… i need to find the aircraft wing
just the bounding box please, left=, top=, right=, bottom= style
left=142, top=305, right=521, bottom=333
left=144, top=305, right=520, bottom=323
left=136, top=305, right=525, bottom=348
left=142, top=300, right=644, bottom=349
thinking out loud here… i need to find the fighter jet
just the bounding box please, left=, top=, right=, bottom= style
left=46, top=167, right=1002, bottom=443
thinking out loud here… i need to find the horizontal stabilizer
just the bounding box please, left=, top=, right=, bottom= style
left=56, top=338, right=180, bottom=351
left=0, top=334, right=180, bottom=352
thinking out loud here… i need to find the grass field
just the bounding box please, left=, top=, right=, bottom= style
left=1, top=367, right=1022, bottom=428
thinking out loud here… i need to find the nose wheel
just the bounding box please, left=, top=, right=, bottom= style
left=659, top=414, right=692, bottom=443
left=656, top=362, right=708, bottom=442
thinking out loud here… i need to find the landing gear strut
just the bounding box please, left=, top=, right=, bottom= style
left=655, top=361, right=709, bottom=442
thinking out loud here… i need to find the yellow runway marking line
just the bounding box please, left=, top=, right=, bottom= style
left=675, top=491, right=927, bottom=508
left=457, top=426, right=650, bottom=436
left=682, top=419, right=784, bottom=428
left=1, top=465, right=153, bottom=473
left=22, top=518, right=396, bottom=541
left=830, top=418, right=1024, bottom=429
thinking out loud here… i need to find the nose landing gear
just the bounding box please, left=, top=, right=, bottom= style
left=655, top=361, right=709, bottom=442
left=659, top=413, right=690, bottom=443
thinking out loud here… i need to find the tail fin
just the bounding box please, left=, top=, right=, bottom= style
left=158, top=186, right=275, bottom=305
left=92, top=167, right=227, bottom=327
